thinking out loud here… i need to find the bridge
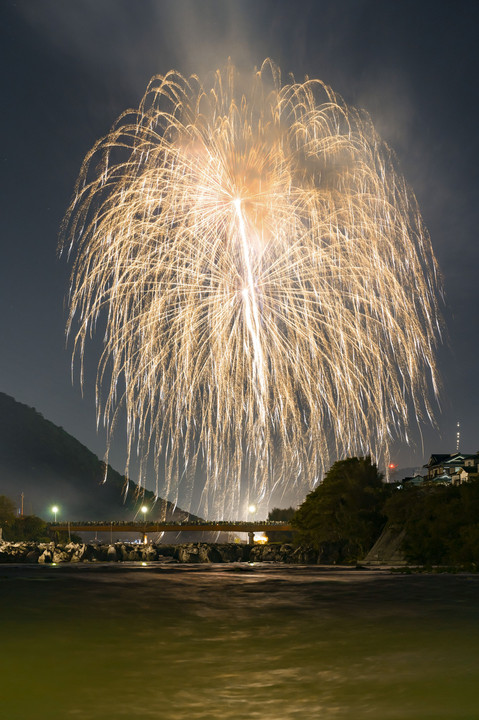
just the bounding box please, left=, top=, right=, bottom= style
left=53, top=521, right=294, bottom=544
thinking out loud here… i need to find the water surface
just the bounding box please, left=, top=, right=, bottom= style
left=1, top=564, right=478, bottom=719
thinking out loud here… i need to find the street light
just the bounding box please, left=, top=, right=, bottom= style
left=141, top=505, right=148, bottom=545
left=247, top=504, right=257, bottom=545
left=51, top=505, right=59, bottom=522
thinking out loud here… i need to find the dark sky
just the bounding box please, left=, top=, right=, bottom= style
left=1, top=0, right=478, bottom=500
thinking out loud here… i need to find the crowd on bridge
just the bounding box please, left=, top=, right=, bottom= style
left=50, top=519, right=289, bottom=527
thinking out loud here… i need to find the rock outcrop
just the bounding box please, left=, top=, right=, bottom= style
left=0, top=540, right=321, bottom=564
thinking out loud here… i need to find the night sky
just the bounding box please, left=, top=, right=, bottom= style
left=1, top=0, right=478, bottom=504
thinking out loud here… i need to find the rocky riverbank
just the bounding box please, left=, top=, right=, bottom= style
left=0, top=540, right=319, bottom=564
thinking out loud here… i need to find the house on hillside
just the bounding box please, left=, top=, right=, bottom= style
left=423, top=452, right=479, bottom=485
left=402, top=473, right=426, bottom=487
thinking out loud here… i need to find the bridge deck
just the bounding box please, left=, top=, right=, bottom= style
left=53, top=522, right=293, bottom=534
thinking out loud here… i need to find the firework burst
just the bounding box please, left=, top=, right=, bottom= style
left=61, top=59, right=442, bottom=518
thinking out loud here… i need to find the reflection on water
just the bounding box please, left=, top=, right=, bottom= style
left=1, top=564, right=478, bottom=719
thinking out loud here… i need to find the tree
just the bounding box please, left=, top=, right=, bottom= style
left=292, top=456, right=390, bottom=561
left=11, top=515, right=50, bottom=542
left=384, top=479, right=479, bottom=564
left=267, top=506, right=296, bottom=542
left=0, top=494, right=16, bottom=522
left=0, top=495, right=54, bottom=542
left=0, top=494, right=17, bottom=538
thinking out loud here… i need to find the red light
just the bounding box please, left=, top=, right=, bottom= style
left=388, top=463, right=397, bottom=470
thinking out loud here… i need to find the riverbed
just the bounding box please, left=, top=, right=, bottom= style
left=1, top=564, right=478, bottom=719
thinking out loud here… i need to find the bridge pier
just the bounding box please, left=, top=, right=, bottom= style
left=248, top=531, right=255, bottom=545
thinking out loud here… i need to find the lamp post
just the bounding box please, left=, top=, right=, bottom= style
left=52, top=505, right=59, bottom=523
left=247, top=504, right=256, bottom=545
left=141, top=506, right=148, bottom=544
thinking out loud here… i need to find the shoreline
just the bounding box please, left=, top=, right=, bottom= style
left=0, top=539, right=313, bottom=565
left=1, top=539, right=477, bottom=573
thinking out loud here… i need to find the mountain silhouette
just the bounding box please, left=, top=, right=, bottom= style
left=0, top=391, right=192, bottom=522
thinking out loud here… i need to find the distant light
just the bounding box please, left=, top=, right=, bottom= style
left=388, top=463, right=397, bottom=470
left=248, top=504, right=256, bottom=514
left=254, top=532, right=268, bottom=544
left=52, top=505, right=59, bottom=513
left=51, top=505, right=59, bottom=522
left=141, top=506, right=148, bottom=514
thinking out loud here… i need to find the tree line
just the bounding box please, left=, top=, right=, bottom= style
left=0, top=495, right=50, bottom=542
left=269, top=456, right=479, bottom=565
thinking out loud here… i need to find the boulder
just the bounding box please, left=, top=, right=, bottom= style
left=155, top=544, right=176, bottom=557
left=83, top=544, right=99, bottom=561
left=176, top=544, right=201, bottom=563
left=53, top=546, right=72, bottom=563
left=127, top=548, right=141, bottom=561
left=198, top=544, right=223, bottom=563
left=0, top=542, right=25, bottom=562
left=141, top=545, right=158, bottom=561
left=107, top=544, right=119, bottom=561
left=217, top=543, right=241, bottom=562
left=38, top=549, right=53, bottom=563
left=67, top=543, right=87, bottom=562
left=290, top=545, right=318, bottom=564
left=118, top=544, right=130, bottom=561
left=26, top=548, right=41, bottom=562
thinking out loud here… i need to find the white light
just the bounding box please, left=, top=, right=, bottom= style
left=248, top=504, right=256, bottom=514
left=254, top=532, right=268, bottom=544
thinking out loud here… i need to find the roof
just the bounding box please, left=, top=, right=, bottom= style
left=402, top=475, right=425, bottom=486
left=425, top=453, right=479, bottom=469
left=429, top=473, right=453, bottom=484
left=456, top=466, right=479, bottom=475
left=424, top=454, right=451, bottom=468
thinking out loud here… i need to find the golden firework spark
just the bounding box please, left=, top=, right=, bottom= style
left=61, top=60, right=442, bottom=518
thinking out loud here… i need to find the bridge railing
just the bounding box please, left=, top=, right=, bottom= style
left=51, top=520, right=294, bottom=534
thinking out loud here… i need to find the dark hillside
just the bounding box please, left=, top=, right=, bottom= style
left=0, top=392, right=191, bottom=522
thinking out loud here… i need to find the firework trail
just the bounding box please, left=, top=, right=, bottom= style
left=61, top=60, right=442, bottom=518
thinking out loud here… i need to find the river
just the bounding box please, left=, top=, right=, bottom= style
left=1, top=563, right=478, bottom=719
